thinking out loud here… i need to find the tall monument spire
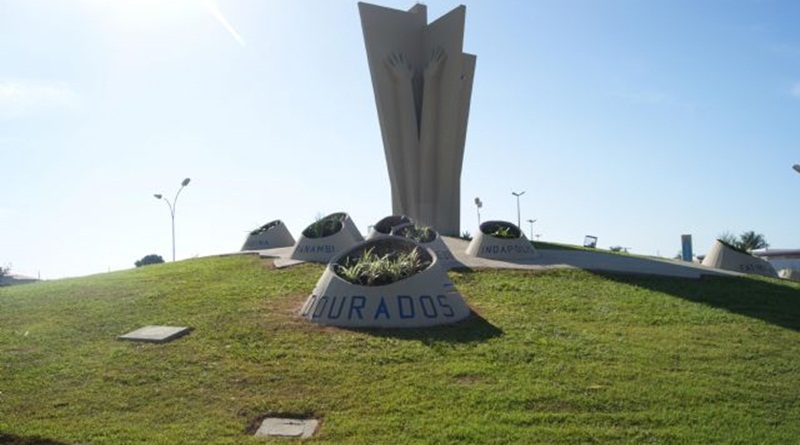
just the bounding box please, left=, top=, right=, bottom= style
left=359, top=2, right=476, bottom=236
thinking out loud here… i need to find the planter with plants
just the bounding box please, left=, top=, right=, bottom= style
left=300, top=237, right=471, bottom=328
left=367, top=214, right=413, bottom=239
left=701, top=239, right=778, bottom=277
left=240, top=220, right=295, bottom=251
left=465, top=220, right=538, bottom=261
left=290, top=212, right=363, bottom=263
left=390, top=223, right=458, bottom=269
left=327, top=211, right=365, bottom=243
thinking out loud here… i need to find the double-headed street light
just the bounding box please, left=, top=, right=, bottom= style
left=526, top=218, right=537, bottom=240
left=512, top=190, right=526, bottom=229
left=154, top=178, right=191, bottom=262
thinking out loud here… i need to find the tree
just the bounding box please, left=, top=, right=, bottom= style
left=718, top=231, right=739, bottom=248
left=0, top=263, right=10, bottom=279
left=135, top=254, right=165, bottom=268
left=738, top=231, right=768, bottom=252
left=717, top=231, right=768, bottom=254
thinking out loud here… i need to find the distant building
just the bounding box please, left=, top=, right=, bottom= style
left=752, top=249, right=800, bottom=273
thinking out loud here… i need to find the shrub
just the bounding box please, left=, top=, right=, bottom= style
left=135, top=254, right=165, bottom=268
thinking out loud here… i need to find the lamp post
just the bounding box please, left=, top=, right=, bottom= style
left=154, top=178, right=191, bottom=262
left=474, top=197, right=483, bottom=225
left=793, top=164, right=800, bottom=174
left=511, top=190, right=525, bottom=229
left=526, top=218, right=537, bottom=240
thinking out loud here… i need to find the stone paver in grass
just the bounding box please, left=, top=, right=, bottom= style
left=118, top=325, right=191, bottom=344
left=254, top=418, right=319, bottom=439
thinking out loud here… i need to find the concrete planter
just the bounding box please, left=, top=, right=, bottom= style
left=290, top=212, right=362, bottom=263
left=300, top=237, right=471, bottom=328
left=367, top=215, right=413, bottom=239
left=701, top=240, right=778, bottom=278
left=779, top=269, right=800, bottom=281
left=240, top=220, right=295, bottom=251
left=466, top=220, right=538, bottom=261
left=328, top=212, right=364, bottom=243
left=391, top=223, right=458, bottom=270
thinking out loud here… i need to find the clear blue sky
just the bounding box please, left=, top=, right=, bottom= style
left=2, top=0, right=799, bottom=279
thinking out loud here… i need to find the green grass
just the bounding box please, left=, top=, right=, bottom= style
left=1, top=255, right=800, bottom=444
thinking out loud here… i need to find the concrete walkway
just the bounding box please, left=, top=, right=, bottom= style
left=250, top=237, right=737, bottom=279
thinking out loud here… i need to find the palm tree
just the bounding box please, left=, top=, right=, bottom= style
left=738, top=231, right=768, bottom=253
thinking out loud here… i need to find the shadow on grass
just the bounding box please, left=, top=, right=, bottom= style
left=0, top=433, right=71, bottom=445
left=345, top=310, right=503, bottom=344
left=592, top=271, right=800, bottom=332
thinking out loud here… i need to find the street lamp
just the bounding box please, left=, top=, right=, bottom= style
left=154, top=177, right=191, bottom=262
left=474, top=197, right=483, bottom=225
left=793, top=164, right=800, bottom=174
left=511, top=190, right=525, bottom=229
left=526, top=218, right=537, bottom=240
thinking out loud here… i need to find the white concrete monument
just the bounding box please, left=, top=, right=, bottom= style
left=391, top=223, right=459, bottom=270
left=359, top=2, right=476, bottom=236
left=290, top=212, right=363, bottom=263
left=301, top=237, right=471, bottom=328
left=701, top=240, right=778, bottom=278
left=240, top=220, right=295, bottom=251
left=367, top=214, right=413, bottom=239
left=466, top=220, right=539, bottom=261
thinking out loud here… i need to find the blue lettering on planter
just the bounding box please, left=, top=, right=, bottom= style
left=327, top=296, right=346, bottom=319
left=307, top=294, right=460, bottom=322
left=481, top=244, right=531, bottom=255
left=374, top=297, right=390, bottom=319
left=349, top=296, right=366, bottom=320
left=312, top=296, right=329, bottom=319
left=298, top=245, right=335, bottom=254
left=397, top=295, right=415, bottom=319
left=437, top=295, right=455, bottom=317
left=419, top=295, right=438, bottom=318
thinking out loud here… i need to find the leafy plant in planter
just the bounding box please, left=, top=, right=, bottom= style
left=393, top=224, right=435, bottom=244
left=480, top=221, right=521, bottom=239
left=490, top=226, right=517, bottom=239
left=334, top=240, right=432, bottom=286
left=303, top=214, right=344, bottom=239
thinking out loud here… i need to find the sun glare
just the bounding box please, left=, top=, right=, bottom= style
left=84, top=0, right=244, bottom=46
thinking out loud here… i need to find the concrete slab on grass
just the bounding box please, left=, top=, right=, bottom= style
left=118, top=325, right=191, bottom=344
left=254, top=418, right=318, bottom=439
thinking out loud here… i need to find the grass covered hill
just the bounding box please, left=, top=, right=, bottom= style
left=1, top=255, right=799, bottom=444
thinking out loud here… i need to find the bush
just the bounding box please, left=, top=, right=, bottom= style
left=135, top=254, right=165, bottom=268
